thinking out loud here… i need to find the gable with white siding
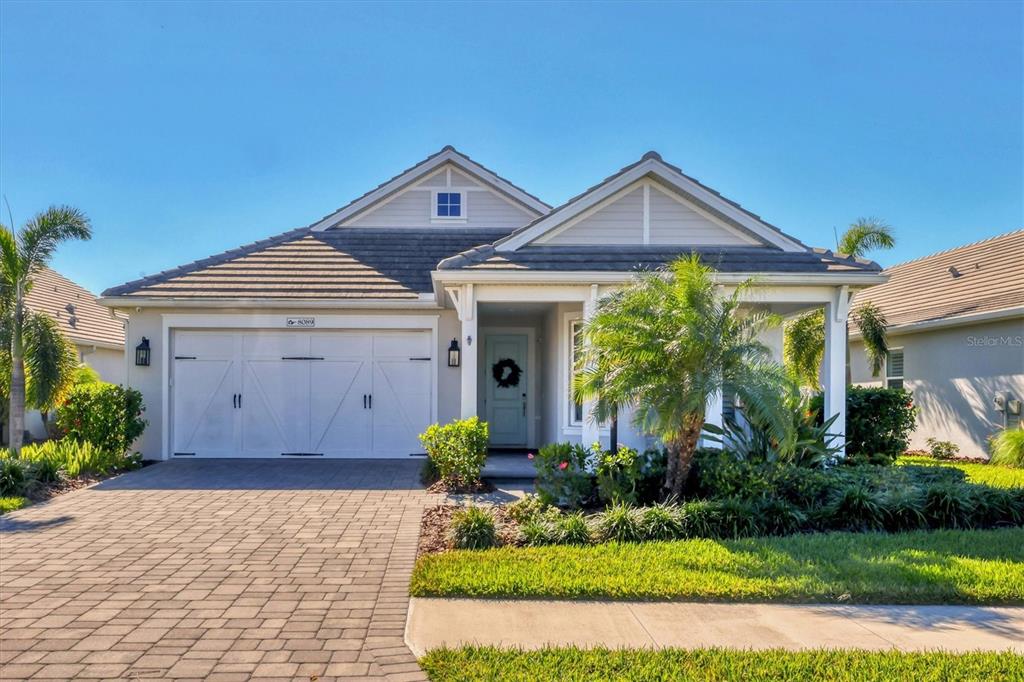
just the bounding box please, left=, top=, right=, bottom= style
left=536, top=179, right=763, bottom=247
left=342, top=163, right=537, bottom=229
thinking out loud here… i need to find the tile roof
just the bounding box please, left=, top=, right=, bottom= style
left=102, top=228, right=511, bottom=300
left=437, top=244, right=882, bottom=274
left=26, top=268, right=125, bottom=347
left=851, top=230, right=1024, bottom=327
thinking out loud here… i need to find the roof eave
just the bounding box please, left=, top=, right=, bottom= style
left=98, top=296, right=442, bottom=310
left=432, top=270, right=889, bottom=287
left=850, top=305, right=1024, bottom=339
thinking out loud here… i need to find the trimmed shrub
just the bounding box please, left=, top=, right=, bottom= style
left=640, top=502, right=684, bottom=541
left=27, top=457, right=62, bottom=485
left=843, top=387, right=917, bottom=465
left=972, top=487, right=1024, bottom=528
left=57, top=383, right=147, bottom=455
left=419, top=417, right=489, bottom=488
left=990, top=428, right=1024, bottom=468
left=450, top=506, right=498, bottom=549
left=534, top=442, right=594, bottom=509
left=556, top=512, right=593, bottom=545
left=595, top=502, right=643, bottom=543
left=926, top=438, right=960, bottom=461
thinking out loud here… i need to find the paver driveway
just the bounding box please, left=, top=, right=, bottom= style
left=0, top=460, right=435, bottom=681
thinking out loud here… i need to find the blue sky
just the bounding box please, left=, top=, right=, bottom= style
left=1, top=1, right=1021, bottom=294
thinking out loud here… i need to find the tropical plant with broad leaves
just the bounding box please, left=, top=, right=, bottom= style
left=0, top=206, right=92, bottom=451
left=573, top=254, right=792, bottom=496
left=784, top=218, right=894, bottom=388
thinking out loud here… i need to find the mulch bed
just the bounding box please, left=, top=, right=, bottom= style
left=417, top=503, right=521, bottom=557
left=425, top=479, right=496, bottom=495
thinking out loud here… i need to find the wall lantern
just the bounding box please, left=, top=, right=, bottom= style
left=135, top=337, right=151, bottom=367
left=447, top=338, right=461, bottom=367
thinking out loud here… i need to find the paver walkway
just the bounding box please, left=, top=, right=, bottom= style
left=407, top=598, right=1024, bottom=656
left=1, top=460, right=436, bottom=681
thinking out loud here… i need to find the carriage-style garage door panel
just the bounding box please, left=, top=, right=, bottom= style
left=172, top=330, right=432, bottom=458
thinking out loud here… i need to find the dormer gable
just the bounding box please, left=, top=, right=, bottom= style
left=496, top=152, right=806, bottom=252
left=310, top=146, right=549, bottom=231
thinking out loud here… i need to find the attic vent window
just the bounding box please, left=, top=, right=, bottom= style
left=434, top=191, right=463, bottom=219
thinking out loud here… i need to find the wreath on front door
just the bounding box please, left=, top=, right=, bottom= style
left=492, top=358, right=522, bottom=388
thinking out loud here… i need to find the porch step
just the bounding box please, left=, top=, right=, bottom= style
left=482, top=454, right=537, bottom=481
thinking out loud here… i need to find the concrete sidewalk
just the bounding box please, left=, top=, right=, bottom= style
left=406, top=598, right=1024, bottom=656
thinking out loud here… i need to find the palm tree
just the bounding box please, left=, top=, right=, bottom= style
left=0, top=206, right=92, bottom=451
left=573, top=255, right=792, bottom=495
left=784, top=218, right=894, bottom=388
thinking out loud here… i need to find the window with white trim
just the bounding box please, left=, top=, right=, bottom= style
left=885, top=348, right=904, bottom=389
left=434, top=191, right=463, bottom=219
left=569, top=319, right=584, bottom=425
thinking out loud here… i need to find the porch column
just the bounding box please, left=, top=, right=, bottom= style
left=460, top=284, right=478, bottom=419
left=581, top=284, right=601, bottom=447
left=823, top=286, right=849, bottom=456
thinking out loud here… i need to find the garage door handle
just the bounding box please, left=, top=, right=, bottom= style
left=281, top=356, right=324, bottom=360
left=363, top=394, right=367, bottom=409
left=369, top=394, right=372, bottom=409
left=233, top=394, right=237, bottom=408
left=409, top=357, right=431, bottom=361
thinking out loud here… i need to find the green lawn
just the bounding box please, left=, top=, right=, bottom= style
left=898, top=455, right=1024, bottom=488
left=420, top=646, right=1024, bottom=682
left=0, top=496, right=28, bottom=514
left=411, top=528, right=1024, bottom=604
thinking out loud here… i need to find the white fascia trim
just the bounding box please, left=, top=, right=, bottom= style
left=850, top=305, right=1024, bottom=339
left=432, top=270, right=888, bottom=287
left=310, top=149, right=549, bottom=231
left=70, top=338, right=124, bottom=352
left=496, top=158, right=805, bottom=252
left=98, top=296, right=441, bottom=310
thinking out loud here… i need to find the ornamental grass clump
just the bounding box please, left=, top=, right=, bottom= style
left=595, top=502, right=643, bottom=543
left=519, top=517, right=559, bottom=547
left=556, top=512, right=593, bottom=545
left=450, top=506, right=498, bottom=550
left=826, top=483, right=887, bottom=532
left=881, top=487, right=928, bottom=532
left=754, top=496, right=807, bottom=536
left=991, top=428, right=1024, bottom=469
left=640, top=502, right=684, bottom=541
left=923, top=482, right=976, bottom=529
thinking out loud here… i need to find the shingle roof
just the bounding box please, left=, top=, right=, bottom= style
left=102, top=228, right=511, bottom=299
left=437, top=244, right=881, bottom=274
left=851, top=230, right=1024, bottom=327
left=27, top=268, right=125, bottom=347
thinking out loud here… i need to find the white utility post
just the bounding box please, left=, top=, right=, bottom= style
left=581, top=284, right=601, bottom=448
left=823, top=285, right=849, bottom=456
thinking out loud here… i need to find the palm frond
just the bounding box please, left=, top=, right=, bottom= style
left=854, top=301, right=889, bottom=377
left=18, top=205, right=92, bottom=273
left=783, top=310, right=825, bottom=388
left=22, top=311, right=78, bottom=411
left=838, top=217, right=895, bottom=258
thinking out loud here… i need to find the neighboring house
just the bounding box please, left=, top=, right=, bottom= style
left=850, top=230, right=1024, bottom=459
left=23, top=267, right=127, bottom=439
left=99, top=147, right=884, bottom=461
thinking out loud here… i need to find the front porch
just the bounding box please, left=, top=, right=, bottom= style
left=443, top=280, right=854, bottom=455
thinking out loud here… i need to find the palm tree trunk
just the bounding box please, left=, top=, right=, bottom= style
left=9, top=293, right=26, bottom=453
left=669, top=412, right=705, bottom=497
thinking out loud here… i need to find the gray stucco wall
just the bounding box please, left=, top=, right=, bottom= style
left=851, top=316, right=1024, bottom=459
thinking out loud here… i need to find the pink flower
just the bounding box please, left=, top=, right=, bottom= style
left=559, top=461, right=569, bottom=470
left=527, top=453, right=534, bottom=460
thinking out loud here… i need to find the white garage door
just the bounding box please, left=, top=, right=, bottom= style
left=171, top=330, right=432, bottom=458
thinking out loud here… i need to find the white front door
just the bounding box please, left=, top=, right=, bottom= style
left=485, top=334, right=528, bottom=446
left=171, top=330, right=431, bottom=458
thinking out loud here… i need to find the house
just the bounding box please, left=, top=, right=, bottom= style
left=24, top=267, right=126, bottom=439
left=850, top=230, right=1024, bottom=459
left=99, top=147, right=885, bottom=461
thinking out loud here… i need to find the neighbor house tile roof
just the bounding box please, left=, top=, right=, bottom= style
left=102, top=228, right=511, bottom=299
left=437, top=244, right=882, bottom=274
left=851, top=229, right=1024, bottom=328
left=27, top=268, right=125, bottom=348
